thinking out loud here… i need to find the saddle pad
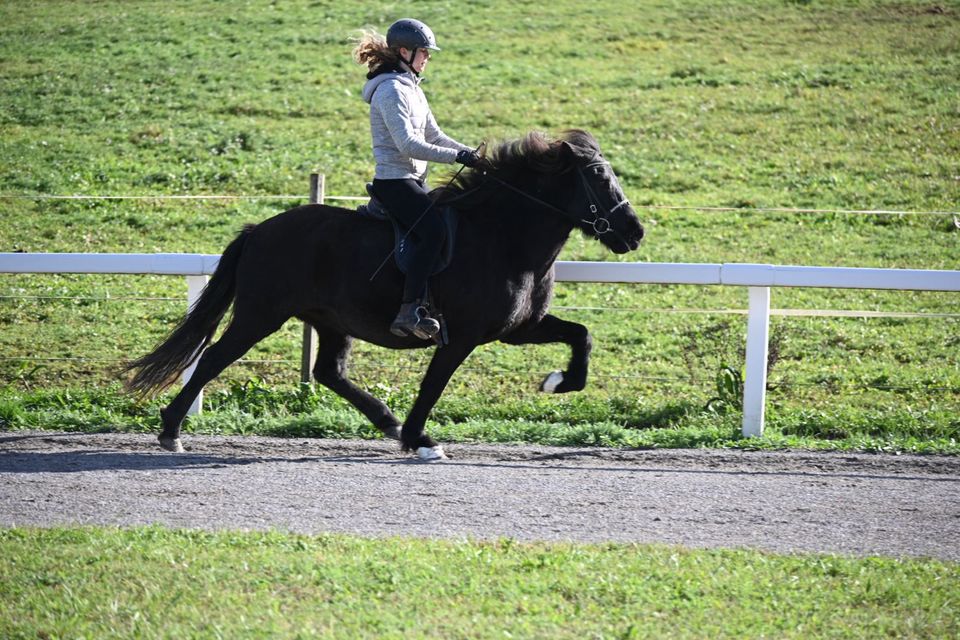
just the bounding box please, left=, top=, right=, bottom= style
left=357, top=189, right=458, bottom=276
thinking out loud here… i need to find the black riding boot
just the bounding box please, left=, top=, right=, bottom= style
left=390, top=301, right=440, bottom=340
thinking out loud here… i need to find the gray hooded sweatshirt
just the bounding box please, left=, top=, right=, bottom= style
left=362, top=69, right=471, bottom=181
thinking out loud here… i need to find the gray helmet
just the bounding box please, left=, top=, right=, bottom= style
left=386, top=18, right=440, bottom=52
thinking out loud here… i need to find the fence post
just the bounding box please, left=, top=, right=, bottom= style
left=184, top=274, right=210, bottom=415
left=741, top=286, right=771, bottom=437
left=300, top=173, right=325, bottom=384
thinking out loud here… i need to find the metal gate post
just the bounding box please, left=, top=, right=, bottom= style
left=742, top=286, right=771, bottom=437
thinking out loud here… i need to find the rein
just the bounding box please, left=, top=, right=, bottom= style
left=479, top=158, right=631, bottom=240
left=368, top=152, right=633, bottom=283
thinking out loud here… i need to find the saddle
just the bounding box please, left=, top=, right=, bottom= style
left=357, top=183, right=458, bottom=277
left=357, top=184, right=458, bottom=345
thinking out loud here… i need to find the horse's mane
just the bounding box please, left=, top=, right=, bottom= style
left=443, top=129, right=600, bottom=199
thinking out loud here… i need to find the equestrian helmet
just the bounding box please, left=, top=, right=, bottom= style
left=386, top=18, right=440, bottom=51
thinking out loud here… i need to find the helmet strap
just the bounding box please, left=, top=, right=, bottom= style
left=405, top=47, right=418, bottom=66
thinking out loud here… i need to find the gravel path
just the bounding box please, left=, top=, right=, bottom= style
left=2, top=431, right=959, bottom=560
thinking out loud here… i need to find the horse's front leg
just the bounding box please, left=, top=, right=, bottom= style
left=401, top=342, right=475, bottom=461
left=501, top=313, right=592, bottom=394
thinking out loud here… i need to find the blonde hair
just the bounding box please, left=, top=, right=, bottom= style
left=352, top=29, right=399, bottom=73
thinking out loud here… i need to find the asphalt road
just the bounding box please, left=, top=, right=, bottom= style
left=2, top=431, right=958, bottom=560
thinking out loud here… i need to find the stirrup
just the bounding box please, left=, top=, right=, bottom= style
left=390, top=302, right=440, bottom=340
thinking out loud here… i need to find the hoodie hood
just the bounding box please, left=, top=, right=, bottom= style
left=362, top=69, right=419, bottom=104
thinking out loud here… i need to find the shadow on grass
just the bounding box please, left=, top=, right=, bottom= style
left=624, top=401, right=703, bottom=430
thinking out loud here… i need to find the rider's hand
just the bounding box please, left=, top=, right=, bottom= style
left=456, top=149, right=481, bottom=167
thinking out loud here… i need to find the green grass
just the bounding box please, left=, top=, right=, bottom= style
left=2, top=381, right=958, bottom=454
left=1, top=0, right=958, bottom=451
left=2, top=526, right=957, bottom=639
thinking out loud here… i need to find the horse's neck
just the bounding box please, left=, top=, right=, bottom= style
left=470, top=197, right=573, bottom=271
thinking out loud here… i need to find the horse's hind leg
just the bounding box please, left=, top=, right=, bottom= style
left=158, top=312, right=286, bottom=451
left=311, top=326, right=402, bottom=439
left=501, top=314, right=592, bottom=394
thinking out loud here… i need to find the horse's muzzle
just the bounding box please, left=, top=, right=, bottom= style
left=609, top=220, right=644, bottom=254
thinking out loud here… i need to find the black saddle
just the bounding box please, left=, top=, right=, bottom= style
left=357, top=183, right=458, bottom=276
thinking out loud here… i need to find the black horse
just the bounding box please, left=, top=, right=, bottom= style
left=125, top=129, right=644, bottom=460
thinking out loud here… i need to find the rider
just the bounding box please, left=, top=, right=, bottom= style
left=353, top=18, right=481, bottom=340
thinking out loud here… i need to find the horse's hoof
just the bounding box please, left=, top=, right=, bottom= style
left=381, top=425, right=402, bottom=440
left=417, top=445, right=447, bottom=462
left=158, top=436, right=184, bottom=453
left=540, top=371, right=564, bottom=393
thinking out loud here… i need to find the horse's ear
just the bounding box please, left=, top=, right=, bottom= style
left=558, top=140, right=579, bottom=166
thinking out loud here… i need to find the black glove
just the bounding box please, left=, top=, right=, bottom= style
left=456, top=149, right=481, bottom=167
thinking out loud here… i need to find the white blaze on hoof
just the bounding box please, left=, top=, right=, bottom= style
left=159, top=437, right=184, bottom=453
left=541, top=371, right=564, bottom=393
left=417, top=445, right=447, bottom=462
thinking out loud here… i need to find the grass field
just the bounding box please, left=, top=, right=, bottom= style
left=2, top=2, right=959, bottom=636
left=2, top=527, right=958, bottom=639
left=1, top=0, right=958, bottom=452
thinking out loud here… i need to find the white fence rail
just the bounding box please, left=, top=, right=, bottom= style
left=2, top=252, right=958, bottom=436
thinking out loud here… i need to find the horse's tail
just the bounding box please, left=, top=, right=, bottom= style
left=123, top=225, right=254, bottom=396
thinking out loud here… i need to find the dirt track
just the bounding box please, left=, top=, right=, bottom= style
left=1, top=431, right=958, bottom=560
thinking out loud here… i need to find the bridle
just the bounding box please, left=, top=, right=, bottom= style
left=479, top=155, right=632, bottom=241
left=576, top=158, right=631, bottom=237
